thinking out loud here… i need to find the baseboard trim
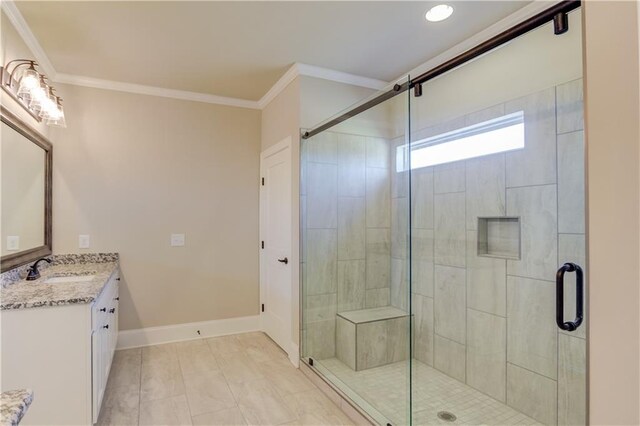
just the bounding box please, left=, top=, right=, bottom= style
left=116, top=315, right=260, bottom=349
left=289, top=342, right=300, bottom=367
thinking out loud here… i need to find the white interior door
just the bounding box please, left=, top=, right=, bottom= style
left=260, top=138, right=292, bottom=355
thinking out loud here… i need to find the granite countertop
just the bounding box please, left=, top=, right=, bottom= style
left=0, top=389, right=33, bottom=426
left=0, top=260, right=118, bottom=310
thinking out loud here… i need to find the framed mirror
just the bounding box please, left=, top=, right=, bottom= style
left=1, top=105, right=52, bottom=272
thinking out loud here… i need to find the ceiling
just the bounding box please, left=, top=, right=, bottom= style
left=16, top=1, right=531, bottom=101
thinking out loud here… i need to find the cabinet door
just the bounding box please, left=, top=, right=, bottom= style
left=91, top=330, right=102, bottom=423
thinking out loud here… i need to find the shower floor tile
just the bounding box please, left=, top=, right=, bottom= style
left=319, top=358, right=541, bottom=425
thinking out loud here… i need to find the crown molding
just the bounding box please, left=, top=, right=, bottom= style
left=1, top=1, right=56, bottom=79
left=296, top=63, right=389, bottom=91
left=257, top=62, right=388, bottom=109
left=1, top=0, right=385, bottom=110
left=2, top=0, right=561, bottom=111
left=257, top=64, right=300, bottom=109
left=55, top=73, right=261, bottom=110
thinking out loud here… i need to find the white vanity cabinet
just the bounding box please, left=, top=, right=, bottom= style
left=91, top=272, right=119, bottom=423
left=0, top=269, right=120, bottom=425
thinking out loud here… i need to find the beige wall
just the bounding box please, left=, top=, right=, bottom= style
left=583, top=2, right=640, bottom=425
left=50, top=84, right=261, bottom=330
left=2, top=10, right=262, bottom=331
left=299, top=76, right=379, bottom=131
left=260, top=76, right=377, bottom=349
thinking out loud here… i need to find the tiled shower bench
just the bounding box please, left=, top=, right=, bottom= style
left=336, top=306, right=410, bottom=371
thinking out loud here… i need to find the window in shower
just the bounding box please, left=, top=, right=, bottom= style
left=396, top=110, right=525, bottom=172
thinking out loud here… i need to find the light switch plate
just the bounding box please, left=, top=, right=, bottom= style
left=79, top=234, right=91, bottom=249
left=170, top=233, right=185, bottom=247
left=6, top=236, right=19, bottom=251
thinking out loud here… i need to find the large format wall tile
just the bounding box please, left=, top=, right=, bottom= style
left=305, top=294, right=337, bottom=323
left=507, top=185, right=558, bottom=281
left=307, top=162, right=338, bottom=229
left=466, top=231, right=506, bottom=317
left=507, top=363, right=557, bottom=425
left=306, top=229, right=337, bottom=296
left=505, top=87, right=557, bottom=187
left=366, top=137, right=390, bottom=168
left=466, top=309, right=506, bottom=402
left=434, top=162, right=466, bottom=194
left=305, top=319, right=336, bottom=360
left=337, top=260, right=366, bottom=312
left=391, top=198, right=409, bottom=260
left=557, top=131, right=585, bottom=234
left=465, top=104, right=506, bottom=127
left=337, top=197, right=366, bottom=260
left=337, top=134, right=366, bottom=197
left=390, top=258, right=409, bottom=311
left=466, top=154, right=506, bottom=230
left=434, top=193, right=466, bottom=267
left=365, top=228, right=391, bottom=290
left=392, top=169, right=409, bottom=199
left=413, top=260, right=434, bottom=298
left=366, top=167, right=391, bottom=227
left=434, top=335, right=466, bottom=382
left=306, top=131, right=338, bottom=164
left=365, top=288, right=390, bottom=308
left=413, top=294, right=434, bottom=366
left=558, top=233, right=587, bottom=339
left=411, top=167, right=434, bottom=229
left=434, top=265, right=466, bottom=344
left=558, top=334, right=586, bottom=426
left=412, top=229, right=435, bottom=298
left=387, top=317, right=410, bottom=364
left=413, top=228, right=435, bottom=262
left=507, top=276, right=557, bottom=379
left=556, top=78, right=584, bottom=134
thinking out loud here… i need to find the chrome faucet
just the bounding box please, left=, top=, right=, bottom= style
left=26, top=258, right=52, bottom=281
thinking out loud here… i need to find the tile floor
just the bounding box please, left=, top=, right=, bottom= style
left=97, top=332, right=354, bottom=425
left=319, top=358, right=541, bottom=426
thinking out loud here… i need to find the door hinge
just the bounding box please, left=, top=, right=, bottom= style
left=261, top=177, right=265, bottom=186
left=261, top=241, right=264, bottom=249
left=261, top=303, right=265, bottom=312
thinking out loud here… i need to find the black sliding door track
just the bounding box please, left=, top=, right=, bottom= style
left=302, top=0, right=581, bottom=140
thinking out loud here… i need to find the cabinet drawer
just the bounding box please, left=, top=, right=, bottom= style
left=92, top=273, right=119, bottom=332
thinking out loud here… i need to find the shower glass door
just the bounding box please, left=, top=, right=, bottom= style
left=408, top=7, right=586, bottom=426
left=301, top=78, right=412, bottom=425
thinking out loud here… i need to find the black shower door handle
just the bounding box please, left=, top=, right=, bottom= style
left=556, top=262, right=584, bottom=331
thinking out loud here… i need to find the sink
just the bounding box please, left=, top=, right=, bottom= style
left=43, top=275, right=96, bottom=284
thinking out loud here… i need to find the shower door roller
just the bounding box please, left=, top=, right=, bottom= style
left=555, top=262, right=584, bottom=331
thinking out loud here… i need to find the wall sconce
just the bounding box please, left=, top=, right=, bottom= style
left=0, top=59, right=66, bottom=127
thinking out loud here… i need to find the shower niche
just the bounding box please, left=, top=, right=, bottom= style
left=477, top=217, right=521, bottom=260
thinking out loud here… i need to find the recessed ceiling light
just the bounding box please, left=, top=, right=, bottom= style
left=425, top=4, right=454, bottom=22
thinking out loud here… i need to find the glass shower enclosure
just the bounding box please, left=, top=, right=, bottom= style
left=300, top=4, right=586, bottom=426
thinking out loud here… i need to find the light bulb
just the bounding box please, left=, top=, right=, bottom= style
left=425, top=4, right=454, bottom=22
left=17, top=68, right=40, bottom=100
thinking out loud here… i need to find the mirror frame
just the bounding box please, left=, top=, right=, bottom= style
left=1, top=105, right=53, bottom=272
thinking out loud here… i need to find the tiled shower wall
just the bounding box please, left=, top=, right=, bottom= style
left=393, top=79, right=586, bottom=426
left=301, top=131, right=393, bottom=360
